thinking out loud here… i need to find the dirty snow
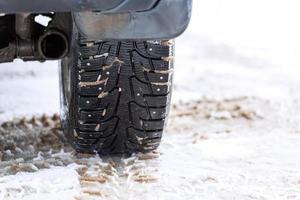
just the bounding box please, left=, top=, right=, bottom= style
left=1, top=0, right=300, bottom=199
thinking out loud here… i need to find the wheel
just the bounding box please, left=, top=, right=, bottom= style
left=60, top=34, right=174, bottom=155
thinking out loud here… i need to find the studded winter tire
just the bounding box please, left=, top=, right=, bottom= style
left=60, top=35, right=174, bottom=155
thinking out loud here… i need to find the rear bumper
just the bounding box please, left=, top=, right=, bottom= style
left=0, top=0, right=192, bottom=40
left=0, top=0, right=159, bottom=13
left=74, top=0, right=193, bottom=40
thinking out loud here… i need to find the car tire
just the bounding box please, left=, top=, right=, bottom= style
left=59, top=34, right=174, bottom=155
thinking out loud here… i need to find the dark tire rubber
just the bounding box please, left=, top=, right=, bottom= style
left=60, top=36, right=174, bottom=155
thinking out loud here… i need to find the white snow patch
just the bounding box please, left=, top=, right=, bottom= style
left=0, top=166, right=80, bottom=200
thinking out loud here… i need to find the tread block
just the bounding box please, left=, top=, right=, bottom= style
left=129, top=102, right=149, bottom=120
left=145, top=43, right=170, bottom=57
left=78, top=123, right=102, bottom=132
left=130, top=109, right=164, bottom=130
left=130, top=77, right=151, bottom=105
left=79, top=110, right=105, bottom=123
left=79, top=97, right=105, bottom=110
left=147, top=72, right=169, bottom=83
left=135, top=42, right=170, bottom=58
left=99, top=88, right=120, bottom=119
left=78, top=117, right=118, bottom=132
left=132, top=51, right=152, bottom=72
left=142, top=119, right=165, bottom=131
left=80, top=57, right=106, bottom=71
left=77, top=131, right=105, bottom=139
left=80, top=71, right=102, bottom=82
left=78, top=82, right=106, bottom=96
left=130, top=102, right=166, bottom=120
left=150, top=84, right=169, bottom=95
left=145, top=95, right=168, bottom=107
left=151, top=60, right=170, bottom=71
left=149, top=107, right=167, bottom=119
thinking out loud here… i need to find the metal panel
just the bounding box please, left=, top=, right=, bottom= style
left=0, top=0, right=158, bottom=13
left=74, top=0, right=193, bottom=40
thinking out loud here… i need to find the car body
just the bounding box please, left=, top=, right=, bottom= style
left=0, top=0, right=192, bottom=40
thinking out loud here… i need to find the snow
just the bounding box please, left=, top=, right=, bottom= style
left=0, top=166, right=80, bottom=200
left=0, top=60, right=59, bottom=121
left=1, top=0, right=300, bottom=199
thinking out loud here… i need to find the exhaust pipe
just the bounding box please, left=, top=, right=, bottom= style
left=38, top=29, right=69, bottom=60
left=0, top=14, right=71, bottom=63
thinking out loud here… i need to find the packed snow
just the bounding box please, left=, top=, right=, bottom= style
left=1, top=0, right=300, bottom=199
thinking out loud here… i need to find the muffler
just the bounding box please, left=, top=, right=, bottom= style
left=38, top=29, right=69, bottom=60
left=0, top=13, right=71, bottom=63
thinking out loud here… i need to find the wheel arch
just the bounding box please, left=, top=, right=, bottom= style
left=73, top=0, right=193, bottom=40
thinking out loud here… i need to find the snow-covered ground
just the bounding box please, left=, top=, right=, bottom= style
left=1, top=0, right=300, bottom=199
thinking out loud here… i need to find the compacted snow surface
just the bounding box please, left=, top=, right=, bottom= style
left=1, top=0, right=300, bottom=199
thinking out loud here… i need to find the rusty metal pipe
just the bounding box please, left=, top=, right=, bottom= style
left=15, top=13, right=32, bottom=40
left=38, top=29, right=69, bottom=60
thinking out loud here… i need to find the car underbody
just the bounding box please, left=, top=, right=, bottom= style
left=0, top=0, right=192, bottom=63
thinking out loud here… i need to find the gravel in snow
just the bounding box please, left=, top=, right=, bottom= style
left=0, top=97, right=300, bottom=199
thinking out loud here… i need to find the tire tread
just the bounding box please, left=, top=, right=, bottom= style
left=71, top=40, right=174, bottom=154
